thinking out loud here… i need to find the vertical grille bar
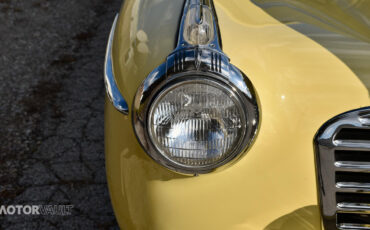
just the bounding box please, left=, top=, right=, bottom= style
left=315, top=107, right=370, bottom=230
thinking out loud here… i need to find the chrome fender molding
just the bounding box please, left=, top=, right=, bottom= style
left=104, top=14, right=129, bottom=115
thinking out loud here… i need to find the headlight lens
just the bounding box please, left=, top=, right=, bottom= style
left=148, top=79, right=247, bottom=168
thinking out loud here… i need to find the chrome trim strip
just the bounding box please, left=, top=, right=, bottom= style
left=104, top=14, right=129, bottom=115
left=132, top=0, right=259, bottom=174
left=337, top=202, right=370, bottom=214
left=314, top=107, right=370, bottom=230
left=335, top=140, right=370, bottom=150
left=337, top=182, right=370, bottom=190
left=338, top=223, right=370, bottom=230
left=335, top=161, right=370, bottom=172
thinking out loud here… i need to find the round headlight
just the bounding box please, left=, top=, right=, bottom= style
left=147, top=79, right=248, bottom=170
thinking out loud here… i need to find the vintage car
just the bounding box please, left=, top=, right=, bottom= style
left=104, top=0, right=370, bottom=229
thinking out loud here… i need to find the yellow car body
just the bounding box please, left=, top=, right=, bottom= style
left=105, top=0, right=370, bottom=229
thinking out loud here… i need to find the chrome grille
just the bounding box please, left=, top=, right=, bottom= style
left=315, top=107, right=370, bottom=230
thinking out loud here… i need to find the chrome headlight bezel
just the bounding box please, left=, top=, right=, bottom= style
left=133, top=69, right=259, bottom=174
left=131, top=0, right=259, bottom=175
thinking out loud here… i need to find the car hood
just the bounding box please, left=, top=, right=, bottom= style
left=252, top=0, right=370, bottom=95
left=215, top=0, right=370, bottom=100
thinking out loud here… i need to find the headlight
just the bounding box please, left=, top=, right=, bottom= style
left=148, top=79, right=247, bottom=168
left=132, top=0, right=259, bottom=175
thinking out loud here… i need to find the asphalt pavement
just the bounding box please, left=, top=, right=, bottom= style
left=0, top=0, right=121, bottom=229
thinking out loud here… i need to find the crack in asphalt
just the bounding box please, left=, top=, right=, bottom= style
left=0, top=0, right=122, bottom=229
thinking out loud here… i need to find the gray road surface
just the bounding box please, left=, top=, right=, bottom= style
left=0, top=0, right=121, bottom=229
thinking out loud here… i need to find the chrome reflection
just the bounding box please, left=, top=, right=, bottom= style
left=104, top=15, right=129, bottom=115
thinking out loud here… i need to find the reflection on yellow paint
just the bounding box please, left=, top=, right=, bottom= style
left=252, top=0, right=370, bottom=42
left=264, top=206, right=321, bottom=230
left=252, top=0, right=370, bottom=95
